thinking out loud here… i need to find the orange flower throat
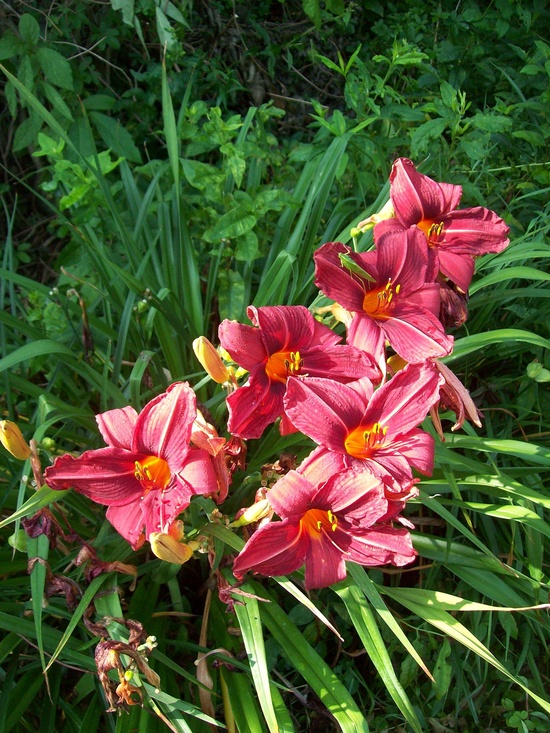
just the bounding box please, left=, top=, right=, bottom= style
left=301, top=508, right=338, bottom=540
left=344, top=422, right=388, bottom=459
left=362, top=279, right=401, bottom=319
left=265, top=350, right=304, bottom=384
left=134, top=455, right=171, bottom=494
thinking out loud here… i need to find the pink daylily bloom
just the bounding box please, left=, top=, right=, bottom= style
left=232, top=466, right=416, bottom=590
left=283, top=362, right=444, bottom=486
left=374, top=157, right=510, bottom=292
left=219, top=304, right=379, bottom=439
left=314, top=232, right=454, bottom=365
left=44, top=383, right=219, bottom=549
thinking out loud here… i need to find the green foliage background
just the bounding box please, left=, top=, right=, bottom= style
left=1, top=0, right=550, bottom=731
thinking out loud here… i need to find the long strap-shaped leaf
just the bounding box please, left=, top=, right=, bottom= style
left=233, top=588, right=279, bottom=733
left=334, top=578, right=423, bottom=733
left=383, top=586, right=550, bottom=715
left=253, top=581, right=370, bottom=733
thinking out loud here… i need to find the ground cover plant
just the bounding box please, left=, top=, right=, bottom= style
left=1, top=1, right=550, bottom=731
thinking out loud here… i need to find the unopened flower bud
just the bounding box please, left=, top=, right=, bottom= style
left=230, top=498, right=272, bottom=527
left=355, top=198, right=395, bottom=233
left=193, top=336, right=231, bottom=384
left=149, top=532, right=194, bottom=564
left=0, top=421, right=32, bottom=460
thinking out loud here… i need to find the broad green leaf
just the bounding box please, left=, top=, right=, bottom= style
left=411, top=118, right=447, bottom=157
left=90, top=111, right=142, bottom=163
left=218, top=269, right=245, bottom=321
left=210, top=206, right=257, bottom=241
left=36, top=47, right=73, bottom=90
left=19, top=14, right=40, bottom=45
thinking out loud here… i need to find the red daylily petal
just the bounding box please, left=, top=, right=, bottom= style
left=347, top=315, right=387, bottom=367
left=268, top=470, right=317, bottom=519
left=348, top=526, right=416, bottom=566
left=298, top=446, right=349, bottom=485
left=304, top=531, right=348, bottom=589
left=218, top=319, right=267, bottom=370
left=377, top=228, right=433, bottom=291
left=106, top=502, right=146, bottom=549
left=251, top=305, right=315, bottom=354
left=381, top=305, right=454, bottom=362
left=390, top=429, right=436, bottom=476
left=227, top=376, right=286, bottom=439
left=314, top=242, right=371, bottom=311
left=284, top=377, right=365, bottom=451
left=96, top=405, right=138, bottom=449
left=44, top=448, right=142, bottom=506
left=302, top=344, right=379, bottom=382
left=437, top=249, right=476, bottom=292
left=232, top=519, right=308, bottom=579
left=438, top=207, right=510, bottom=255
left=365, top=362, right=443, bottom=439
left=178, top=447, right=220, bottom=498
left=133, top=382, right=195, bottom=467
left=318, top=468, right=385, bottom=520
left=390, top=158, right=461, bottom=225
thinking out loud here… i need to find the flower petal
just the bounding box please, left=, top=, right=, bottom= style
left=389, top=158, right=460, bottom=225
left=106, top=502, right=146, bottom=549
left=381, top=305, right=454, bottom=363
left=304, top=532, right=347, bottom=589
left=132, top=382, right=194, bottom=467
left=44, top=448, right=142, bottom=506
left=284, top=377, right=366, bottom=451
left=232, top=519, right=308, bottom=579
left=218, top=318, right=267, bottom=371
left=96, top=405, right=138, bottom=449
left=268, top=470, right=317, bottom=519
left=251, top=305, right=316, bottom=354
left=366, top=362, right=444, bottom=438
left=348, top=526, right=416, bottom=566
left=314, top=241, right=370, bottom=311
left=227, top=376, right=286, bottom=439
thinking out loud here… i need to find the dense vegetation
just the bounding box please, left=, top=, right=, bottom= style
left=1, top=1, right=550, bottom=731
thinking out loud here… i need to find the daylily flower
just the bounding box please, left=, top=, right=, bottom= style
left=314, top=232, right=454, bottom=365
left=219, top=304, right=379, bottom=439
left=44, top=382, right=219, bottom=549
left=283, top=362, right=444, bottom=487
left=232, top=466, right=416, bottom=590
left=374, top=157, right=510, bottom=292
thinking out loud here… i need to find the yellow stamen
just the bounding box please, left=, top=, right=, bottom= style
left=417, top=219, right=445, bottom=245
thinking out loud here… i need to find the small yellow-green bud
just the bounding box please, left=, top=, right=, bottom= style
left=0, top=421, right=32, bottom=460
left=230, top=498, right=272, bottom=527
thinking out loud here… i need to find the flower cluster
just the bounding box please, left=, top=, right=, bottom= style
left=44, top=159, right=509, bottom=590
